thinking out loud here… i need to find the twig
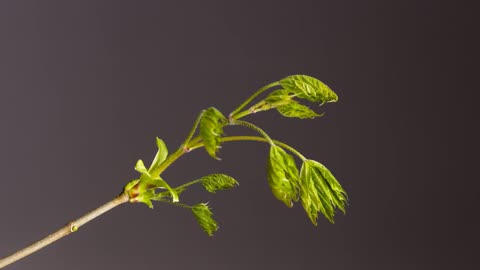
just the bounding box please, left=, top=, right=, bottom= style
left=0, top=193, right=129, bottom=269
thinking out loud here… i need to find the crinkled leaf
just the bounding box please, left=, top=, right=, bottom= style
left=200, top=107, right=227, bottom=159
left=148, top=137, right=168, bottom=172
left=276, top=101, right=323, bottom=119
left=191, top=203, right=218, bottom=236
left=280, top=75, right=338, bottom=103
left=152, top=186, right=187, bottom=200
left=266, top=145, right=300, bottom=207
left=201, top=174, right=239, bottom=193
left=299, top=159, right=347, bottom=225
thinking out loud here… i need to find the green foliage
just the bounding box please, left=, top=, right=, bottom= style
left=0, top=74, right=349, bottom=268
left=280, top=75, right=338, bottom=103
left=148, top=137, right=168, bottom=172
left=266, top=145, right=300, bottom=207
left=134, top=190, right=155, bottom=209
left=127, top=140, right=179, bottom=207
left=276, top=101, right=323, bottom=119
left=264, top=89, right=294, bottom=104
left=123, top=74, right=346, bottom=234
left=261, top=81, right=331, bottom=119
left=299, top=160, right=347, bottom=225
left=148, top=177, right=179, bottom=203
left=191, top=203, right=218, bottom=236
left=134, top=159, right=149, bottom=175
left=200, top=107, right=227, bottom=159
left=201, top=174, right=239, bottom=193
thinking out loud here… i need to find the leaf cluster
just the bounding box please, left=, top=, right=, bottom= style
left=267, top=147, right=347, bottom=225
left=123, top=74, right=348, bottom=236
left=123, top=138, right=178, bottom=208
left=243, top=75, right=338, bottom=120
left=123, top=135, right=238, bottom=235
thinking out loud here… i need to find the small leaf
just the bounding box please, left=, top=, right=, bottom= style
left=148, top=137, right=168, bottom=172
left=134, top=190, right=155, bottom=209
left=134, top=159, right=150, bottom=175
left=149, top=176, right=179, bottom=202
left=299, top=159, right=347, bottom=225
left=276, top=101, right=323, bottom=119
left=264, top=89, right=294, bottom=104
left=152, top=186, right=187, bottom=200
left=200, top=107, right=227, bottom=159
left=201, top=174, right=239, bottom=193
left=266, top=145, right=300, bottom=207
left=280, top=75, right=338, bottom=103
left=191, top=203, right=218, bottom=236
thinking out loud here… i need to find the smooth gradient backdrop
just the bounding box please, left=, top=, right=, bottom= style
left=0, top=1, right=477, bottom=269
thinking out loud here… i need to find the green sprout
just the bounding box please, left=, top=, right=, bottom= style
left=0, top=74, right=348, bottom=269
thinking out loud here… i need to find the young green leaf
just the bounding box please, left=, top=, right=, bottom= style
left=276, top=101, right=323, bottom=119
left=299, top=159, right=347, bottom=225
left=201, top=174, right=239, bottom=193
left=266, top=145, right=300, bottom=207
left=147, top=176, right=179, bottom=202
left=148, top=137, right=168, bottom=172
left=191, top=203, right=218, bottom=236
left=133, top=190, right=155, bottom=209
left=264, top=89, right=294, bottom=104
left=280, top=75, right=338, bottom=103
left=313, top=160, right=347, bottom=213
left=247, top=89, right=294, bottom=113
left=199, top=107, right=227, bottom=159
left=134, top=159, right=149, bottom=175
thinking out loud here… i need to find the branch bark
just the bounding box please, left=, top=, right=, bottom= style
left=0, top=193, right=129, bottom=269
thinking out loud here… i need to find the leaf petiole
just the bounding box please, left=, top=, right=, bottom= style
left=229, top=119, right=275, bottom=145
left=231, top=99, right=293, bottom=120
left=189, top=135, right=306, bottom=161
left=180, top=110, right=206, bottom=150
left=229, top=81, right=280, bottom=118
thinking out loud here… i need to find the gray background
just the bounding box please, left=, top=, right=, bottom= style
left=0, top=1, right=478, bottom=269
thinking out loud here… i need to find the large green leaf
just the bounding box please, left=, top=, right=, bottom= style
left=280, top=75, right=338, bottom=103
left=199, top=107, right=227, bottom=159
left=276, top=101, right=323, bottom=119
left=191, top=203, right=218, bottom=236
left=266, top=145, right=300, bottom=207
left=201, top=174, right=239, bottom=193
left=299, top=159, right=347, bottom=225
left=148, top=137, right=168, bottom=172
